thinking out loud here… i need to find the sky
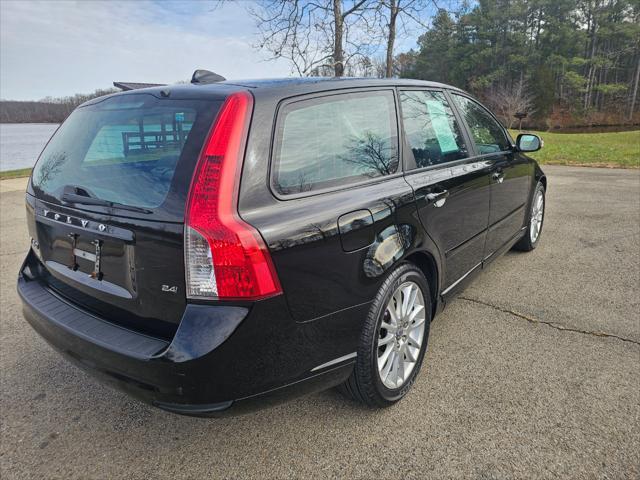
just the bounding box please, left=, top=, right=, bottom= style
left=0, top=0, right=293, bottom=100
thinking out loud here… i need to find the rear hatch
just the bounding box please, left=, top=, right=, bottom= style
left=25, top=92, right=221, bottom=338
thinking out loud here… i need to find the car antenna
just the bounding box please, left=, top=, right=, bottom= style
left=191, top=69, right=226, bottom=85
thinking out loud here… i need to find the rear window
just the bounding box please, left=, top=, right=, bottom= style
left=31, top=94, right=217, bottom=210
left=272, top=91, right=398, bottom=195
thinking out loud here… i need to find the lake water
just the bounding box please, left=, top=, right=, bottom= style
left=0, top=123, right=59, bottom=171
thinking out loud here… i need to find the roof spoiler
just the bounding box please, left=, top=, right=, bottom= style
left=191, top=69, right=226, bottom=85
left=113, top=82, right=166, bottom=91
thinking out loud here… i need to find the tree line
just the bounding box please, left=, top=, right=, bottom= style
left=250, top=0, right=639, bottom=129
left=400, top=0, right=640, bottom=128
left=2, top=1, right=637, bottom=129
left=0, top=88, right=116, bottom=123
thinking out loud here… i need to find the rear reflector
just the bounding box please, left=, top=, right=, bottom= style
left=184, top=91, right=282, bottom=300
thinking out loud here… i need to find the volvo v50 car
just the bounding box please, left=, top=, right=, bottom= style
left=18, top=76, right=546, bottom=416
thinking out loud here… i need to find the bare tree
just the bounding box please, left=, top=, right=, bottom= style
left=379, top=0, right=422, bottom=77
left=377, top=0, right=454, bottom=77
left=484, top=78, right=536, bottom=129
left=628, top=53, right=640, bottom=120
left=249, top=0, right=377, bottom=77
left=341, top=131, right=399, bottom=175
left=342, top=55, right=387, bottom=77
left=371, top=55, right=388, bottom=78
left=33, top=152, right=67, bottom=189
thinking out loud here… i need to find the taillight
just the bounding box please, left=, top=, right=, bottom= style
left=184, top=91, right=282, bottom=300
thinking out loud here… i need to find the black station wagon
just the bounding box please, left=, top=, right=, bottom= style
left=18, top=73, right=546, bottom=416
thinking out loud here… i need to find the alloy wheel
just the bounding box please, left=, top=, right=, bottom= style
left=530, top=189, right=544, bottom=243
left=377, top=281, right=426, bottom=389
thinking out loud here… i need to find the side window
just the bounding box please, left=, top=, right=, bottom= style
left=273, top=91, right=398, bottom=195
left=451, top=94, right=510, bottom=154
left=400, top=90, right=468, bottom=168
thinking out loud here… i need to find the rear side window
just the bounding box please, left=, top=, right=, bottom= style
left=272, top=91, right=398, bottom=195
left=400, top=90, right=468, bottom=168
left=450, top=94, right=510, bottom=154
left=31, top=94, right=217, bottom=210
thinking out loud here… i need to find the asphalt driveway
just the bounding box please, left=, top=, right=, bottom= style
left=1, top=165, right=638, bottom=479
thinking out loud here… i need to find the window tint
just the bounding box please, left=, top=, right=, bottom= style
left=451, top=94, right=510, bottom=154
left=273, top=91, right=398, bottom=195
left=31, top=94, right=211, bottom=210
left=400, top=90, right=467, bottom=168
left=85, top=112, right=193, bottom=163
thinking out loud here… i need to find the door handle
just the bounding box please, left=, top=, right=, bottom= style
left=492, top=172, right=505, bottom=183
left=426, top=190, right=449, bottom=208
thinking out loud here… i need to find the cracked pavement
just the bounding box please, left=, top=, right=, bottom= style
left=1, top=166, right=639, bottom=479
left=459, top=296, right=640, bottom=345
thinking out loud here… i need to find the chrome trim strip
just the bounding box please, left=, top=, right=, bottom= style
left=406, top=159, right=494, bottom=184
left=311, top=352, right=357, bottom=372
left=441, top=262, right=482, bottom=296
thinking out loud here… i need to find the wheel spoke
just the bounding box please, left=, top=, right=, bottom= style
left=386, top=304, right=399, bottom=327
left=378, top=345, right=394, bottom=371
left=408, top=335, right=422, bottom=350
left=393, top=290, right=403, bottom=319
left=401, top=285, right=413, bottom=317
left=408, top=304, right=424, bottom=323
left=378, top=333, right=395, bottom=347
left=404, top=346, right=418, bottom=363
left=396, top=353, right=405, bottom=384
left=390, top=352, right=398, bottom=386
left=407, top=286, right=418, bottom=317
left=408, top=316, right=426, bottom=331
left=381, top=350, right=395, bottom=381
left=381, top=321, right=397, bottom=333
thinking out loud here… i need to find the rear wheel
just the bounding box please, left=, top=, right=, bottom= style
left=339, top=263, right=431, bottom=407
left=514, top=181, right=545, bottom=252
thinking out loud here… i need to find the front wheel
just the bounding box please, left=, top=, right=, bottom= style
left=514, top=181, right=545, bottom=252
left=339, top=263, right=431, bottom=408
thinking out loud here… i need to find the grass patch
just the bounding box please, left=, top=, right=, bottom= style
left=0, top=168, right=32, bottom=180
left=509, top=129, right=640, bottom=168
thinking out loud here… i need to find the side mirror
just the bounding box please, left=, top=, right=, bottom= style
left=516, top=133, right=543, bottom=152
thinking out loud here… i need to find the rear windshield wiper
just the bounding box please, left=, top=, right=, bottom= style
left=60, top=185, right=152, bottom=214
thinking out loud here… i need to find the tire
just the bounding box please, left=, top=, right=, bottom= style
left=513, top=181, right=545, bottom=252
left=339, top=263, right=432, bottom=408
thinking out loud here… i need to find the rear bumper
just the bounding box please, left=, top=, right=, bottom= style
left=17, top=253, right=356, bottom=416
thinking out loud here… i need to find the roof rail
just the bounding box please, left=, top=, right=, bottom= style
left=191, top=69, right=226, bottom=85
